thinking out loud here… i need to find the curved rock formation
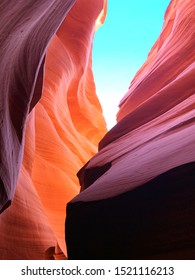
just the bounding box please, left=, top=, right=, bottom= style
left=0, top=0, right=107, bottom=259
left=66, top=0, right=195, bottom=259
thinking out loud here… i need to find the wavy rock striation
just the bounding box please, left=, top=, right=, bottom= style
left=0, top=0, right=107, bottom=259
left=66, top=0, right=195, bottom=259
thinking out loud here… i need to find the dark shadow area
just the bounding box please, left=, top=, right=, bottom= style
left=77, top=161, right=112, bottom=191
left=0, top=177, right=11, bottom=214
left=66, top=161, right=195, bottom=259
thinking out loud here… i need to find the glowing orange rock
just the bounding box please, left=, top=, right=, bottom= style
left=0, top=0, right=107, bottom=259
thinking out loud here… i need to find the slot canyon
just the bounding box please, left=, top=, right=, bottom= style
left=0, top=0, right=194, bottom=259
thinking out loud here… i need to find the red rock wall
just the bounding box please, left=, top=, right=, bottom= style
left=0, top=0, right=107, bottom=259
left=74, top=0, right=195, bottom=202
left=66, top=0, right=195, bottom=259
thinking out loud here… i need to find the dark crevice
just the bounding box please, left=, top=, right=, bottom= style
left=77, top=161, right=112, bottom=191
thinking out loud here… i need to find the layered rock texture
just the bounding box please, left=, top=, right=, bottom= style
left=0, top=0, right=194, bottom=260
left=66, top=0, right=195, bottom=259
left=0, top=0, right=107, bottom=259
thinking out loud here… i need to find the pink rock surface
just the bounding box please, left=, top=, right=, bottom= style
left=74, top=0, right=195, bottom=203
left=66, top=0, right=195, bottom=259
left=0, top=0, right=77, bottom=212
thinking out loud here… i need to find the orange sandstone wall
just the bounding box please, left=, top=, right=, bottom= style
left=0, top=0, right=107, bottom=259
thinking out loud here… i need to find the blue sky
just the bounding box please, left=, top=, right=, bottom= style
left=92, top=0, right=170, bottom=129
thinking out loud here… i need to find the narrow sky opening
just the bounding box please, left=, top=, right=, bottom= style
left=92, top=0, right=170, bottom=129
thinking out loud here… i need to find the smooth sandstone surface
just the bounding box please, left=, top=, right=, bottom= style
left=66, top=0, right=195, bottom=259
left=72, top=0, right=195, bottom=203
left=0, top=0, right=107, bottom=259
left=0, top=0, right=194, bottom=260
